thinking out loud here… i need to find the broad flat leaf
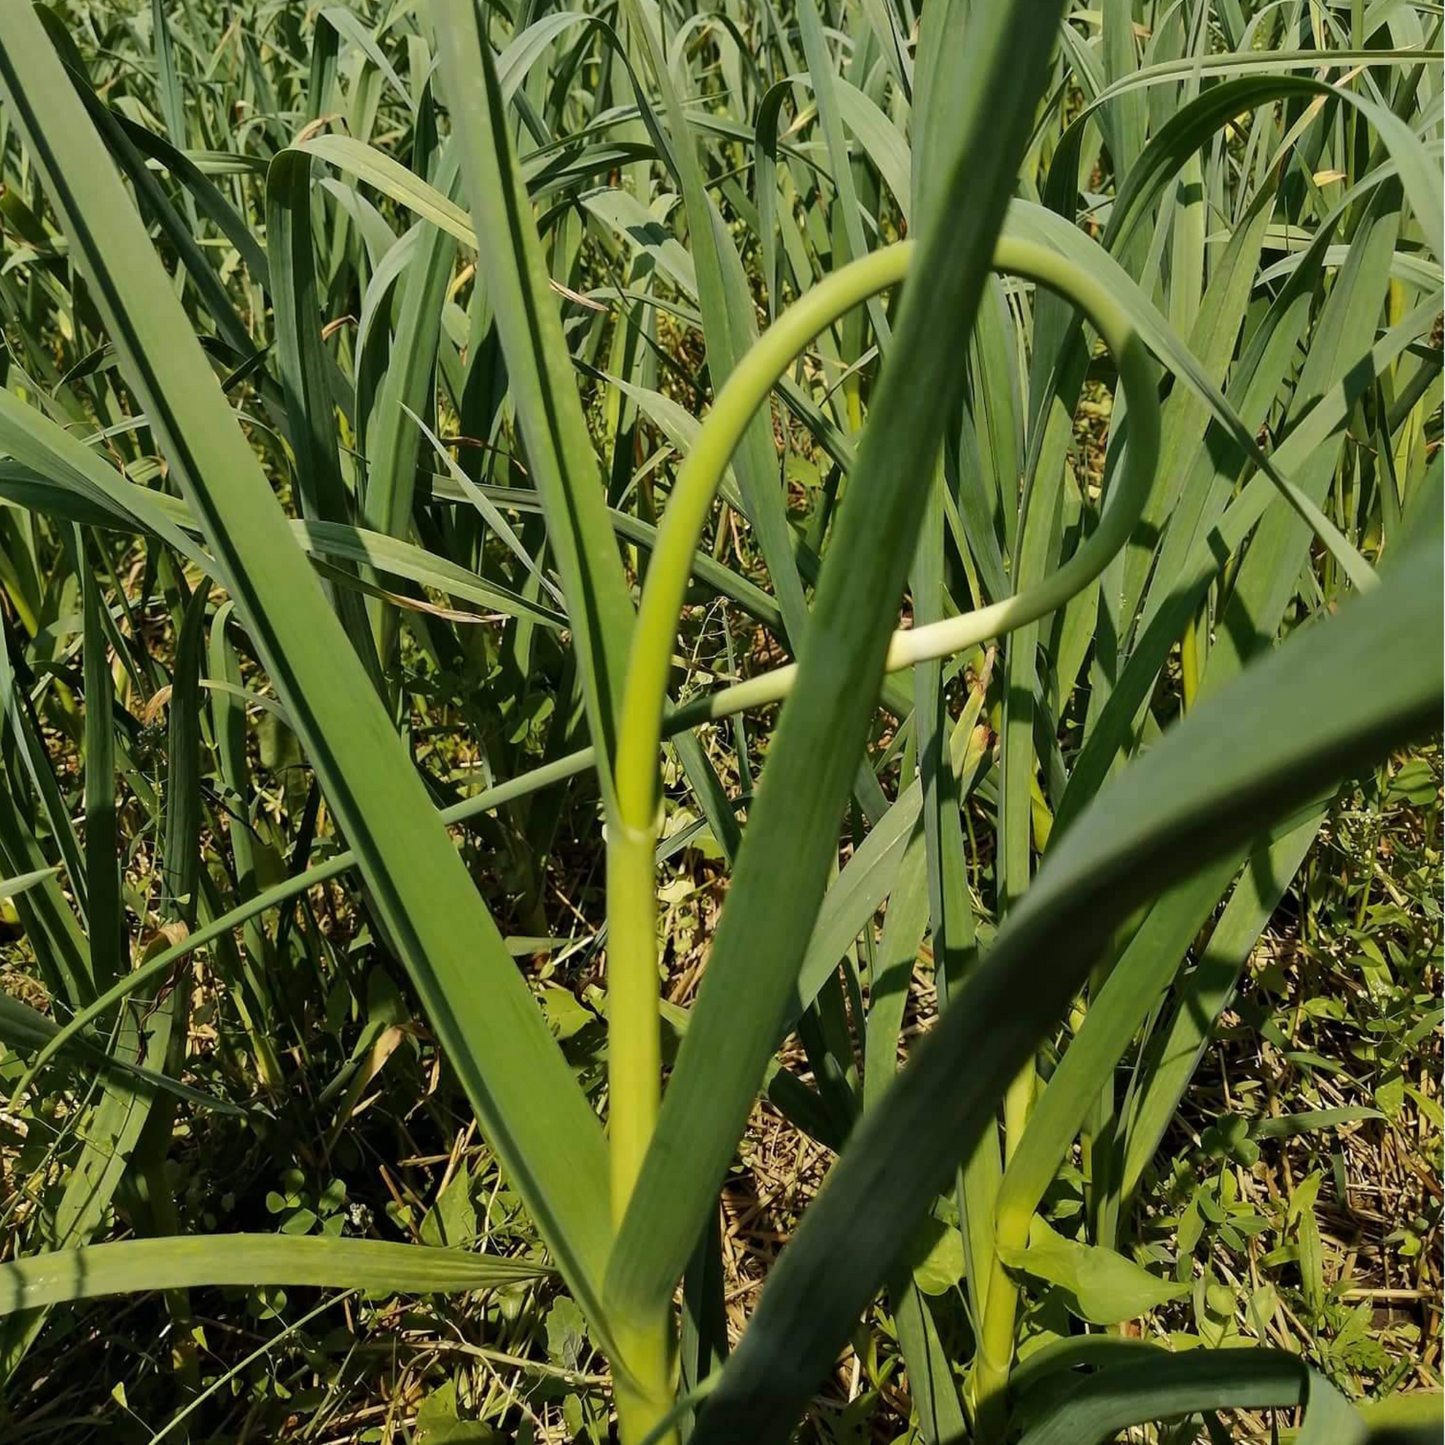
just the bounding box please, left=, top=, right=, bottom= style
left=1009, top=1348, right=1364, bottom=1445
left=909, top=1218, right=966, bottom=1298
left=998, top=1217, right=1187, bottom=1324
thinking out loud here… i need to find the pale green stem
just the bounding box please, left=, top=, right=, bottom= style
left=974, top=1239, right=1022, bottom=1436
left=1180, top=601, right=1202, bottom=711
left=971, top=1058, right=1037, bottom=1432
left=1003, top=1062, right=1036, bottom=1168
left=611, top=1313, right=677, bottom=1445
left=604, top=244, right=925, bottom=1444
left=607, top=249, right=918, bottom=1215
left=974, top=1063, right=1036, bottom=1436
left=604, top=237, right=1160, bottom=1442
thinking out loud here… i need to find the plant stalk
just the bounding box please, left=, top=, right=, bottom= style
left=604, top=235, right=1160, bottom=1437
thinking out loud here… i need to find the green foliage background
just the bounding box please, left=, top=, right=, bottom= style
left=0, top=0, right=1438, bottom=1441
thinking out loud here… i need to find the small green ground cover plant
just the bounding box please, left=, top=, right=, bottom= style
left=0, top=0, right=1439, bottom=1441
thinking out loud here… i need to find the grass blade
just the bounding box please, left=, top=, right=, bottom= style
left=431, top=0, right=636, bottom=791
left=0, top=1236, right=550, bottom=1316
